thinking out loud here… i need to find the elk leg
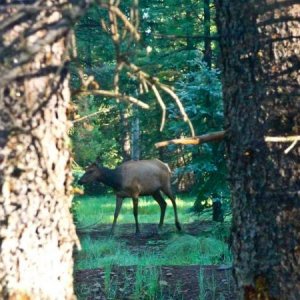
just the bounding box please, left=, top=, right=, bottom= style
left=162, top=189, right=182, bottom=231
left=132, top=197, right=140, bottom=235
left=152, top=191, right=167, bottom=229
left=111, top=196, right=123, bottom=235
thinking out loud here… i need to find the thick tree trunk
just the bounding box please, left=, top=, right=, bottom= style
left=215, top=1, right=300, bottom=298
left=0, top=3, right=83, bottom=299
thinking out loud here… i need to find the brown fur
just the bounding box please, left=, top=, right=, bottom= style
left=79, top=159, right=181, bottom=234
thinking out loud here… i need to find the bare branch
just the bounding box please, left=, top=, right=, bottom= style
left=155, top=131, right=225, bottom=148
left=99, top=2, right=140, bottom=41
left=72, top=110, right=103, bottom=124
left=124, top=61, right=195, bottom=136
left=284, top=140, right=298, bottom=154
left=159, top=84, right=195, bottom=137
left=77, top=69, right=97, bottom=89
left=151, top=33, right=220, bottom=41
left=73, top=1, right=194, bottom=136
left=76, top=89, right=149, bottom=109
left=264, top=136, right=300, bottom=142
left=151, top=84, right=166, bottom=131
left=265, top=135, right=300, bottom=154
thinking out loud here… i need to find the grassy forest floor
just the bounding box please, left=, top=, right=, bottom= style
left=73, top=195, right=236, bottom=299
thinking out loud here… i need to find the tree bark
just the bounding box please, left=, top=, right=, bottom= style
left=131, top=108, right=140, bottom=161
left=0, top=2, right=88, bottom=298
left=215, top=1, right=300, bottom=298
left=119, top=104, right=131, bottom=162
left=203, top=0, right=212, bottom=69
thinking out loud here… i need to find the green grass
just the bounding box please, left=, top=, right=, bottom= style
left=73, top=194, right=232, bottom=299
left=75, top=234, right=231, bottom=270
left=73, top=194, right=201, bottom=228
left=73, top=194, right=232, bottom=270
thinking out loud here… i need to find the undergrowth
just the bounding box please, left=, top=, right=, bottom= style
left=73, top=194, right=232, bottom=299
left=73, top=195, right=231, bottom=270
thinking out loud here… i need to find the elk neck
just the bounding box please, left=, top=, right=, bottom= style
left=98, top=166, right=122, bottom=191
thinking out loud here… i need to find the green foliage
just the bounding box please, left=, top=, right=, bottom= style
left=70, top=1, right=229, bottom=210
left=70, top=96, right=122, bottom=168
left=166, top=54, right=229, bottom=211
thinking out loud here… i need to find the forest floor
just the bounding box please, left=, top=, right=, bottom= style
left=74, top=222, right=236, bottom=300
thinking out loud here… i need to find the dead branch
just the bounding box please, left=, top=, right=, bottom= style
left=155, top=130, right=225, bottom=148
left=99, top=2, right=140, bottom=41
left=284, top=140, right=298, bottom=154
left=155, top=133, right=299, bottom=152
left=159, top=84, right=195, bottom=137
left=72, top=110, right=103, bottom=124
left=264, top=136, right=300, bottom=143
left=73, top=0, right=195, bottom=136
left=151, top=84, right=166, bottom=131
left=265, top=135, right=300, bottom=154
left=152, top=33, right=220, bottom=41
left=125, top=61, right=195, bottom=136
left=76, top=89, right=149, bottom=109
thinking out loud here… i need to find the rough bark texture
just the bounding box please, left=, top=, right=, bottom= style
left=215, top=0, right=300, bottom=299
left=0, top=2, right=84, bottom=299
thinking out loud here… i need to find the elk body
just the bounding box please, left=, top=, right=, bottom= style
left=78, top=159, right=181, bottom=234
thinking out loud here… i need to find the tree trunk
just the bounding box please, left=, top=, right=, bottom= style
left=215, top=1, right=300, bottom=298
left=119, top=104, right=131, bottom=162
left=131, top=108, right=140, bottom=161
left=203, top=0, right=212, bottom=69
left=212, top=199, right=223, bottom=222
left=186, top=5, right=196, bottom=50
left=0, top=3, right=83, bottom=299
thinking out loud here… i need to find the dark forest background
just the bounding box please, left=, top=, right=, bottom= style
left=70, top=0, right=228, bottom=213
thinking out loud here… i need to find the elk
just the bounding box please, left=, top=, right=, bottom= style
left=78, top=159, right=181, bottom=235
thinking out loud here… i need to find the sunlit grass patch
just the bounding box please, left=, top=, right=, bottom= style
left=73, top=194, right=198, bottom=228
left=73, top=194, right=232, bottom=272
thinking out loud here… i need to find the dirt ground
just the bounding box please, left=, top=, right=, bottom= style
left=74, top=222, right=236, bottom=300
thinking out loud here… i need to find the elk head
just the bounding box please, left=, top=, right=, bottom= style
left=78, top=163, right=101, bottom=185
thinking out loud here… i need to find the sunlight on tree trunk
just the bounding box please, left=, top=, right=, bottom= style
left=215, top=0, right=300, bottom=298
left=119, top=105, right=131, bottom=162
left=0, top=3, right=83, bottom=299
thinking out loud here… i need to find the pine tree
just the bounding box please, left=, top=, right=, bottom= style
left=0, top=2, right=90, bottom=298
left=215, top=1, right=300, bottom=297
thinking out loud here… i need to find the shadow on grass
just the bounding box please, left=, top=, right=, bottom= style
left=74, top=214, right=234, bottom=299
